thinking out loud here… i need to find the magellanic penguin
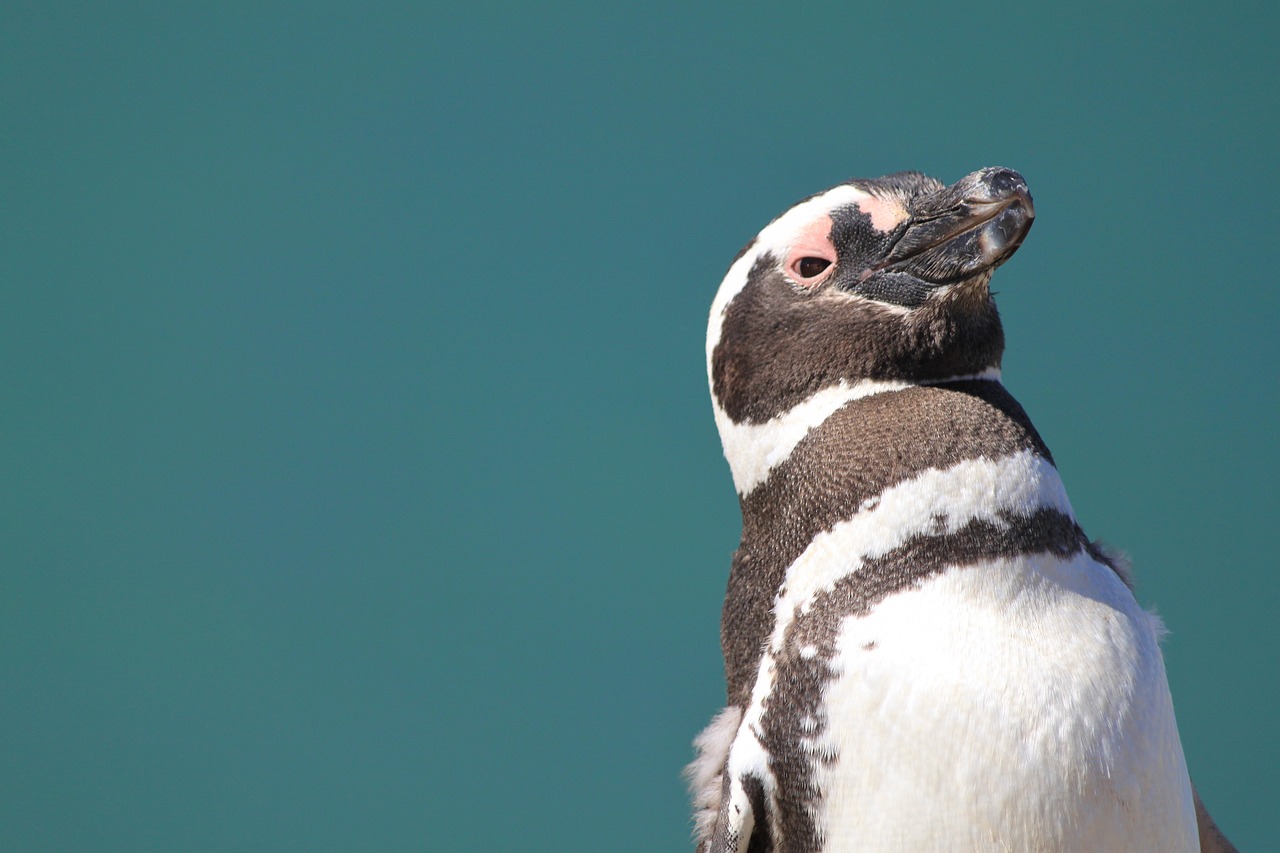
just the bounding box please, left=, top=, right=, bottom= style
left=688, top=168, right=1238, bottom=852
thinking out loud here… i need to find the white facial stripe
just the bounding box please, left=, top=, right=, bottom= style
left=767, top=448, right=1072, bottom=653
left=706, top=184, right=873, bottom=368
left=716, top=369, right=1003, bottom=496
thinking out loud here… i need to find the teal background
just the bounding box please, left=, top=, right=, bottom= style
left=3, top=2, right=1274, bottom=850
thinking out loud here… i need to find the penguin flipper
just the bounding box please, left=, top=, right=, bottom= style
left=686, top=707, right=742, bottom=850
left=706, top=771, right=769, bottom=853
left=1193, top=784, right=1238, bottom=853
left=687, top=706, right=772, bottom=853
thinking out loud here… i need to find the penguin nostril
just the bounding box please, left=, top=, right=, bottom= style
left=977, top=168, right=1026, bottom=200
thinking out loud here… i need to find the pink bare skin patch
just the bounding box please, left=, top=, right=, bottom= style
left=784, top=214, right=837, bottom=289
left=856, top=195, right=908, bottom=232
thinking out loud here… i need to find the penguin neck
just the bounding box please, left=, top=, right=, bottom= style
left=715, top=366, right=1004, bottom=499
left=709, top=286, right=1011, bottom=499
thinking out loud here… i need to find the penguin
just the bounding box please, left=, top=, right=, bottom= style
left=687, top=168, right=1238, bottom=852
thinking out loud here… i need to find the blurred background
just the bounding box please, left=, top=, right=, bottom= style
left=3, top=2, right=1274, bottom=850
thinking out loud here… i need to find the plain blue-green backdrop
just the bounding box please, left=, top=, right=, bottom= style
left=3, top=2, right=1274, bottom=850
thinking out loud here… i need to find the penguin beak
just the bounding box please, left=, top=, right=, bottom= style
left=870, top=167, right=1034, bottom=287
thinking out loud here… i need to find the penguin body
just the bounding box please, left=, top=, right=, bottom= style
left=689, top=169, right=1231, bottom=852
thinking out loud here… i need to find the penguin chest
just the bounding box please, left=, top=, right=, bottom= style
left=775, top=551, right=1198, bottom=852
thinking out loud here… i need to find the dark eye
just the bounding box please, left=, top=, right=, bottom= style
left=797, top=257, right=831, bottom=278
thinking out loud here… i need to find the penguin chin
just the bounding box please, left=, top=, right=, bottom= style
left=936, top=269, right=996, bottom=310
left=844, top=268, right=994, bottom=311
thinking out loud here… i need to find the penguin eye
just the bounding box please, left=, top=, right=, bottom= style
left=788, top=254, right=835, bottom=287
left=783, top=214, right=838, bottom=288
left=797, top=257, right=831, bottom=278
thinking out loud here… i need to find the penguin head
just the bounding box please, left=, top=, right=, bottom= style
left=708, top=167, right=1034, bottom=424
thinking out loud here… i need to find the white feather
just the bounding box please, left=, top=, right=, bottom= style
left=812, top=551, right=1197, bottom=851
